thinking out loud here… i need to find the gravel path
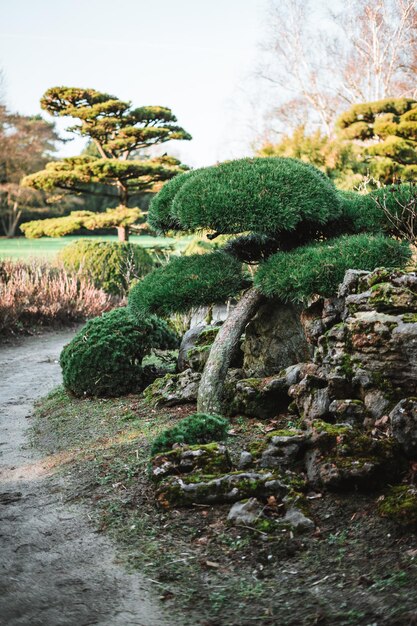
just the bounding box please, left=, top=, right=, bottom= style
left=0, top=330, right=173, bottom=626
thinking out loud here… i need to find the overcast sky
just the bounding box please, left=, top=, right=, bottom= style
left=0, top=0, right=270, bottom=167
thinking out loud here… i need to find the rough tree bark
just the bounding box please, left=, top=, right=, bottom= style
left=197, top=287, right=265, bottom=414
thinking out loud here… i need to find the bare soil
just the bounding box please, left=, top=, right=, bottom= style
left=0, top=330, right=173, bottom=626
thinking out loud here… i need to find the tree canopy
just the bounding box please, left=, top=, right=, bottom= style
left=128, top=156, right=413, bottom=414
left=21, top=86, right=191, bottom=240
left=336, top=98, right=417, bottom=183
left=0, top=105, right=62, bottom=236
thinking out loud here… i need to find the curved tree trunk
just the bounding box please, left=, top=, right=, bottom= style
left=197, top=287, right=265, bottom=415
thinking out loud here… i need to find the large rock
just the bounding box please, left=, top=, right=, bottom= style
left=223, top=363, right=312, bottom=419
left=390, top=397, right=417, bottom=457
left=143, top=369, right=201, bottom=407
left=243, top=300, right=311, bottom=377
left=178, top=323, right=243, bottom=373
left=177, top=324, right=207, bottom=372
left=149, top=443, right=232, bottom=482
left=156, top=470, right=291, bottom=507
left=290, top=269, right=417, bottom=423
left=304, top=421, right=403, bottom=491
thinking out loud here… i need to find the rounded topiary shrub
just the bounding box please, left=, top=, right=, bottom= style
left=60, top=307, right=178, bottom=397
left=59, top=239, right=154, bottom=296
left=150, top=157, right=342, bottom=236
left=255, top=234, right=411, bottom=303
left=129, top=251, right=250, bottom=317
left=148, top=169, right=202, bottom=232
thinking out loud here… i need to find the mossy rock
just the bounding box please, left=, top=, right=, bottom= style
left=378, top=485, right=417, bottom=524
left=222, top=375, right=290, bottom=419
left=143, top=369, right=201, bottom=407
left=195, top=326, right=220, bottom=347
left=306, top=429, right=405, bottom=492
left=369, top=282, right=417, bottom=314
left=155, top=469, right=292, bottom=507
left=149, top=442, right=232, bottom=482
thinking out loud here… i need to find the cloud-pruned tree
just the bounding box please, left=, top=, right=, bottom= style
left=21, top=87, right=191, bottom=241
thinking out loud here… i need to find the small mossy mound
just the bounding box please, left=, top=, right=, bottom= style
left=150, top=413, right=230, bottom=456
left=129, top=251, right=249, bottom=317
left=60, top=307, right=178, bottom=397
left=59, top=239, right=154, bottom=296
left=378, top=485, right=417, bottom=524
left=255, top=234, right=411, bottom=303
left=149, top=442, right=232, bottom=482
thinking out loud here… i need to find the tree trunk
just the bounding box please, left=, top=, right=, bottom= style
left=197, top=287, right=265, bottom=415
left=117, top=225, right=129, bottom=242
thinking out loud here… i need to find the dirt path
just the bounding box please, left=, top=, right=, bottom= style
left=0, top=330, right=173, bottom=626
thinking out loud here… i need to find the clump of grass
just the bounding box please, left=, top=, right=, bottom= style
left=0, top=258, right=114, bottom=335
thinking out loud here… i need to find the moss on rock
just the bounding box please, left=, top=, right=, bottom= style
left=378, top=485, right=417, bottom=524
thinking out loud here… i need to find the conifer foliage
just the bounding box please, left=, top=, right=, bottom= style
left=129, top=156, right=413, bottom=414
left=21, top=87, right=191, bottom=240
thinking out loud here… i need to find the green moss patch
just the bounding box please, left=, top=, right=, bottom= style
left=378, top=485, right=417, bottom=524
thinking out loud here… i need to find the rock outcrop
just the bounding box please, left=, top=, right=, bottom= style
left=148, top=269, right=417, bottom=524
left=243, top=300, right=311, bottom=377
left=291, top=268, right=417, bottom=427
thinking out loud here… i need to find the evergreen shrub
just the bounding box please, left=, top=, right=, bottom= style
left=60, top=307, right=178, bottom=397
left=148, top=169, right=200, bottom=232
left=255, top=234, right=411, bottom=303
left=168, top=157, right=342, bottom=234
left=59, top=239, right=154, bottom=295
left=150, top=413, right=230, bottom=455
left=129, top=251, right=249, bottom=317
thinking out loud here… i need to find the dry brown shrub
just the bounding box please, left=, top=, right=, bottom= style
left=0, top=259, right=115, bottom=334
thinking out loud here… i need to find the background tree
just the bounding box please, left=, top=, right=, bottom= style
left=336, top=97, right=417, bottom=183
left=256, top=125, right=364, bottom=189
left=256, top=97, right=417, bottom=188
left=0, top=105, right=61, bottom=237
left=129, top=157, right=411, bottom=414
left=258, top=0, right=417, bottom=136
left=21, top=87, right=191, bottom=241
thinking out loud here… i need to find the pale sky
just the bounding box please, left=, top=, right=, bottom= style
left=0, top=0, right=270, bottom=168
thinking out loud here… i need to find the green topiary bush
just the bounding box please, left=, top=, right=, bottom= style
left=166, top=157, right=342, bottom=235
left=148, top=169, right=201, bottom=232
left=60, top=307, right=178, bottom=397
left=150, top=413, right=230, bottom=455
left=128, top=251, right=250, bottom=317
left=255, top=234, right=411, bottom=303
left=59, top=239, right=154, bottom=296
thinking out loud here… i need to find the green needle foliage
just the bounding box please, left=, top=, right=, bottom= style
left=60, top=307, right=178, bottom=397
left=148, top=169, right=202, bottom=232
left=130, top=156, right=414, bottom=318
left=129, top=251, right=250, bottom=317
left=169, top=157, right=342, bottom=235
left=255, top=234, right=411, bottom=303
left=21, top=86, right=191, bottom=240
left=337, top=98, right=417, bottom=183
left=150, top=413, right=230, bottom=455
left=58, top=239, right=154, bottom=296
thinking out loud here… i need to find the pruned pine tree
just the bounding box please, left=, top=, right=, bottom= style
left=129, top=157, right=412, bottom=414
left=21, top=87, right=191, bottom=241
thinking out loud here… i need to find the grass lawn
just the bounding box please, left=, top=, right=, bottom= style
left=0, top=234, right=192, bottom=260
